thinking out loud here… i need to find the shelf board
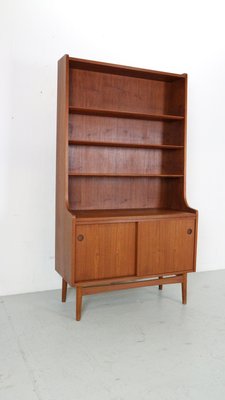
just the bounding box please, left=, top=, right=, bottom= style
left=69, top=57, right=186, bottom=82
left=68, top=139, right=184, bottom=150
left=69, top=107, right=184, bottom=122
left=68, top=172, right=184, bottom=178
left=70, top=208, right=195, bottom=221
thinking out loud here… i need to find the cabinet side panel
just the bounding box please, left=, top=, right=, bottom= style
left=173, top=75, right=196, bottom=213
left=55, top=55, right=74, bottom=284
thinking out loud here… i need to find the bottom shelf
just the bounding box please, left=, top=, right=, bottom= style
left=71, top=208, right=195, bottom=222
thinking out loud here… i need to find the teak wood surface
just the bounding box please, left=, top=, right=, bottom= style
left=55, top=55, right=198, bottom=320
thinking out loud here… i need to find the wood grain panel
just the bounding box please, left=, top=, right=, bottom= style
left=69, top=69, right=184, bottom=116
left=69, top=115, right=184, bottom=146
left=75, top=223, right=136, bottom=282
left=69, top=177, right=183, bottom=210
left=55, top=55, right=75, bottom=285
left=169, top=79, right=185, bottom=116
left=69, top=145, right=183, bottom=175
left=137, top=218, right=195, bottom=275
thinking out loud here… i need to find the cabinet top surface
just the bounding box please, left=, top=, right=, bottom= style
left=71, top=208, right=196, bottom=223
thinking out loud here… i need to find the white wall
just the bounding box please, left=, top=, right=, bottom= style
left=1, top=0, right=225, bottom=296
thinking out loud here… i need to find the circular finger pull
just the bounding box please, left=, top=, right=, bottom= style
left=187, top=228, right=192, bottom=235
left=77, top=234, right=84, bottom=241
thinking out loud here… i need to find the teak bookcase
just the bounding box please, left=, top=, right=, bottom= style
left=55, top=55, right=198, bottom=321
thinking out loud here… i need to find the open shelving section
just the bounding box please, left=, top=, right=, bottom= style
left=67, top=58, right=186, bottom=211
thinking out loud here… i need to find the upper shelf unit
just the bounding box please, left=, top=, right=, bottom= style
left=66, top=56, right=187, bottom=211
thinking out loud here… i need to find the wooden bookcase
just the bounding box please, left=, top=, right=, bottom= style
left=56, top=55, right=198, bottom=320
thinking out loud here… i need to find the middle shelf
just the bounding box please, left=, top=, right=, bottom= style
left=68, top=172, right=184, bottom=177
left=68, top=139, right=184, bottom=150
left=69, top=107, right=184, bottom=122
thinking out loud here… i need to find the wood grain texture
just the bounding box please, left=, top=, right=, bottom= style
left=69, top=140, right=184, bottom=150
left=55, top=55, right=75, bottom=285
left=69, top=176, right=184, bottom=210
left=75, top=223, right=136, bottom=282
left=137, top=218, right=196, bottom=275
left=69, top=114, right=184, bottom=146
left=69, top=107, right=184, bottom=121
left=67, top=71, right=187, bottom=212
left=69, top=145, right=184, bottom=175
left=69, top=69, right=185, bottom=116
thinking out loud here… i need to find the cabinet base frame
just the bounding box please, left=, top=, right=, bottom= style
left=61, top=273, right=187, bottom=321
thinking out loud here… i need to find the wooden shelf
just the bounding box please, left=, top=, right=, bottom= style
left=71, top=208, right=195, bottom=221
left=68, top=172, right=184, bottom=178
left=69, top=57, right=186, bottom=82
left=68, top=139, right=184, bottom=150
left=69, top=107, right=184, bottom=122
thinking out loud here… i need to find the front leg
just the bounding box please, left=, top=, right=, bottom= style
left=76, top=286, right=83, bottom=321
left=181, top=273, right=187, bottom=304
left=159, top=276, right=163, bottom=290
left=62, top=278, right=67, bottom=302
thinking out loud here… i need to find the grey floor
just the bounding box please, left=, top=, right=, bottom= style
left=1, top=270, right=225, bottom=400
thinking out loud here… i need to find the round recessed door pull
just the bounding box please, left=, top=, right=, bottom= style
left=187, top=228, right=192, bottom=235
left=77, top=234, right=84, bottom=241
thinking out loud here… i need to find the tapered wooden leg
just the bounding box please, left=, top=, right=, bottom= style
left=182, top=273, right=187, bottom=304
left=76, top=287, right=82, bottom=321
left=159, top=276, right=163, bottom=290
left=62, top=278, right=67, bottom=302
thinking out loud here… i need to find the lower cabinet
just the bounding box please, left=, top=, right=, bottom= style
left=137, top=218, right=195, bottom=275
left=75, top=217, right=196, bottom=283
left=75, top=222, right=136, bottom=282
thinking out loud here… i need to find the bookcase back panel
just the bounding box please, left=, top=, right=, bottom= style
left=69, top=69, right=185, bottom=116
left=68, top=177, right=183, bottom=210
left=69, top=146, right=184, bottom=175
left=69, top=115, right=184, bottom=146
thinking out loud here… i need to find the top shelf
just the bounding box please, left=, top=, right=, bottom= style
left=69, top=57, right=186, bottom=82
left=69, top=107, right=184, bottom=122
